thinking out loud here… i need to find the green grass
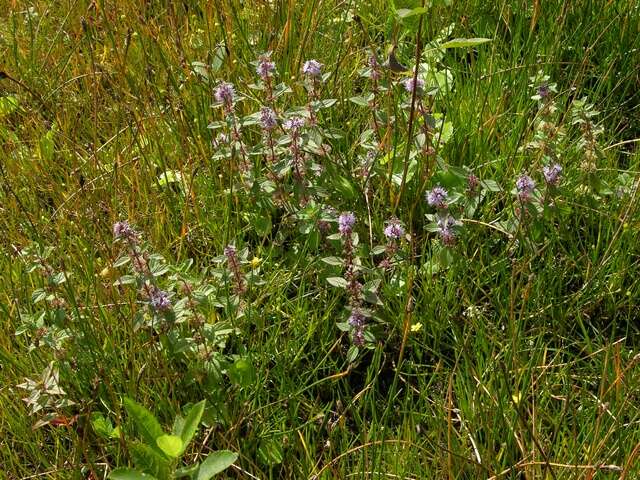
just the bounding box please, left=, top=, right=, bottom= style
left=1, top=0, right=640, bottom=478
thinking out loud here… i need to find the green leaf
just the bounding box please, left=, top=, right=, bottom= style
left=481, top=179, right=501, bottom=192
left=123, top=398, right=165, bottom=449
left=129, top=442, right=170, bottom=477
left=91, top=412, right=121, bottom=439
left=177, top=400, right=205, bottom=452
left=109, top=468, right=157, bottom=480
left=228, top=358, right=256, bottom=388
left=440, top=38, right=491, bottom=49
left=39, top=128, right=55, bottom=162
left=197, top=450, right=238, bottom=480
left=347, top=345, right=359, bottom=363
left=210, top=44, right=226, bottom=72
left=175, top=464, right=200, bottom=478
left=321, top=256, right=343, bottom=266
left=327, top=277, right=348, bottom=288
left=348, top=96, right=371, bottom=107
left=396, top=7, right=428, bottom=18
left=156, top=434, right=183, bottom=458
left=0, top=95, right=19, bottom=116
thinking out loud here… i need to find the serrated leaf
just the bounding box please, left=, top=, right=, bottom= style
left=327, top=277, right=348, bottom=288
left=440, top=38, right=491, bottom=49
left=156, top=434, right=183, bottom=458
left=347, top=345, right=359, bottom=362
left=349, top=96, right=371, bottom=107
left=197, top=450, right=238, bottom=480
left=321, top=256, right=343, bottom=266
left=481, top=179, right=501, bottom=192
left=109, top=468, right=157, bottom=480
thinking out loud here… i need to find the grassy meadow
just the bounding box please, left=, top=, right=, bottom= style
left=1, top=0, right=640, bottom=478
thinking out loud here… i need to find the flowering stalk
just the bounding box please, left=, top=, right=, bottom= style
left=283, top=117, right=307, bottom=183
left=379, top=217, right=405, bottom=269
left=302, top=60, right=323, bottom=126
left=338, top=212, right=366, bottom=345
left=215, top=81, right=250, bottom=173
left=256, top=52, right=276, bottom=104
left=113, top=221, right=172, bottom=314
left=224, top=245, right=246, bottom=295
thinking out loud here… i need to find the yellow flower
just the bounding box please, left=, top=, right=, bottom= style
left=410, top=322, right=423, bottom=333
left=250, top=256, right=263, bottom=269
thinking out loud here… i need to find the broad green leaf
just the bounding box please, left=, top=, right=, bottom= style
left=156, top=434, right=183, bottom=458
left=327, top=277, right=348, bottom=288
left=109, top=468, right=157, bottom=480
left=0, top=95, right=19, bottom=116
left=197, top=450, right=238, bottom=480
left=130, top=442, right=170, bottom=477
left=175, top=464, right=199, bottom=478
left=228, top=358, right=256, bottom=388
left=440, top=38, right=491, bottom=49
left=177, top=400, right=205, bottom=452
left=123, top=398, right=164, bottom=449
left=321, top=256, right=343, bottom=266
left=91, top=412, right=121, bottom=439
left=211, top=44, right=226, bottom=72
left=396, top=7, right=428, bottom=18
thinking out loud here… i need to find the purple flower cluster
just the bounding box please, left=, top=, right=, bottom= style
left=467, top=174, right=480, bottom=194
left=516, top=174, right=536, bottom=202
left=383, top=218, right=405, bottom=241
left=214, top=81, right=235, bottom=110
left=537, top=83, right=550, bottom=99
left=113, top=221, right=138, bottom=243
left=543, top=163, right=562, bottom=186
left=302, top=59, right=323, bottom=78
left=256, top=54, right=276, bottom=80
left=437, top=216, right=457, bottom=246
left=338, top=212, right=356, bottom=237
left=368, top=54, right=381, bottom=81
left=283, top=116, right=305, bottom=132
left=149, top=287, right=172, bottom=312
left=259, top=107, right=278, bottom=131
left=427, top=186, right=448, bottom=209
left=348, top=309, right=366, bottom=346
left=402, top=76, right=425, bottom=94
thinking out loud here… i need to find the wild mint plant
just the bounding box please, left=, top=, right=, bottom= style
left=15, top=243, right=72, bottom=352
left=108, top=398, right=237, bottom=480
left=17, top=361, right=76, bottom=429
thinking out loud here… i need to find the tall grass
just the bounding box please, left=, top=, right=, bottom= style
left=1, top=1, right=639, bottom=478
